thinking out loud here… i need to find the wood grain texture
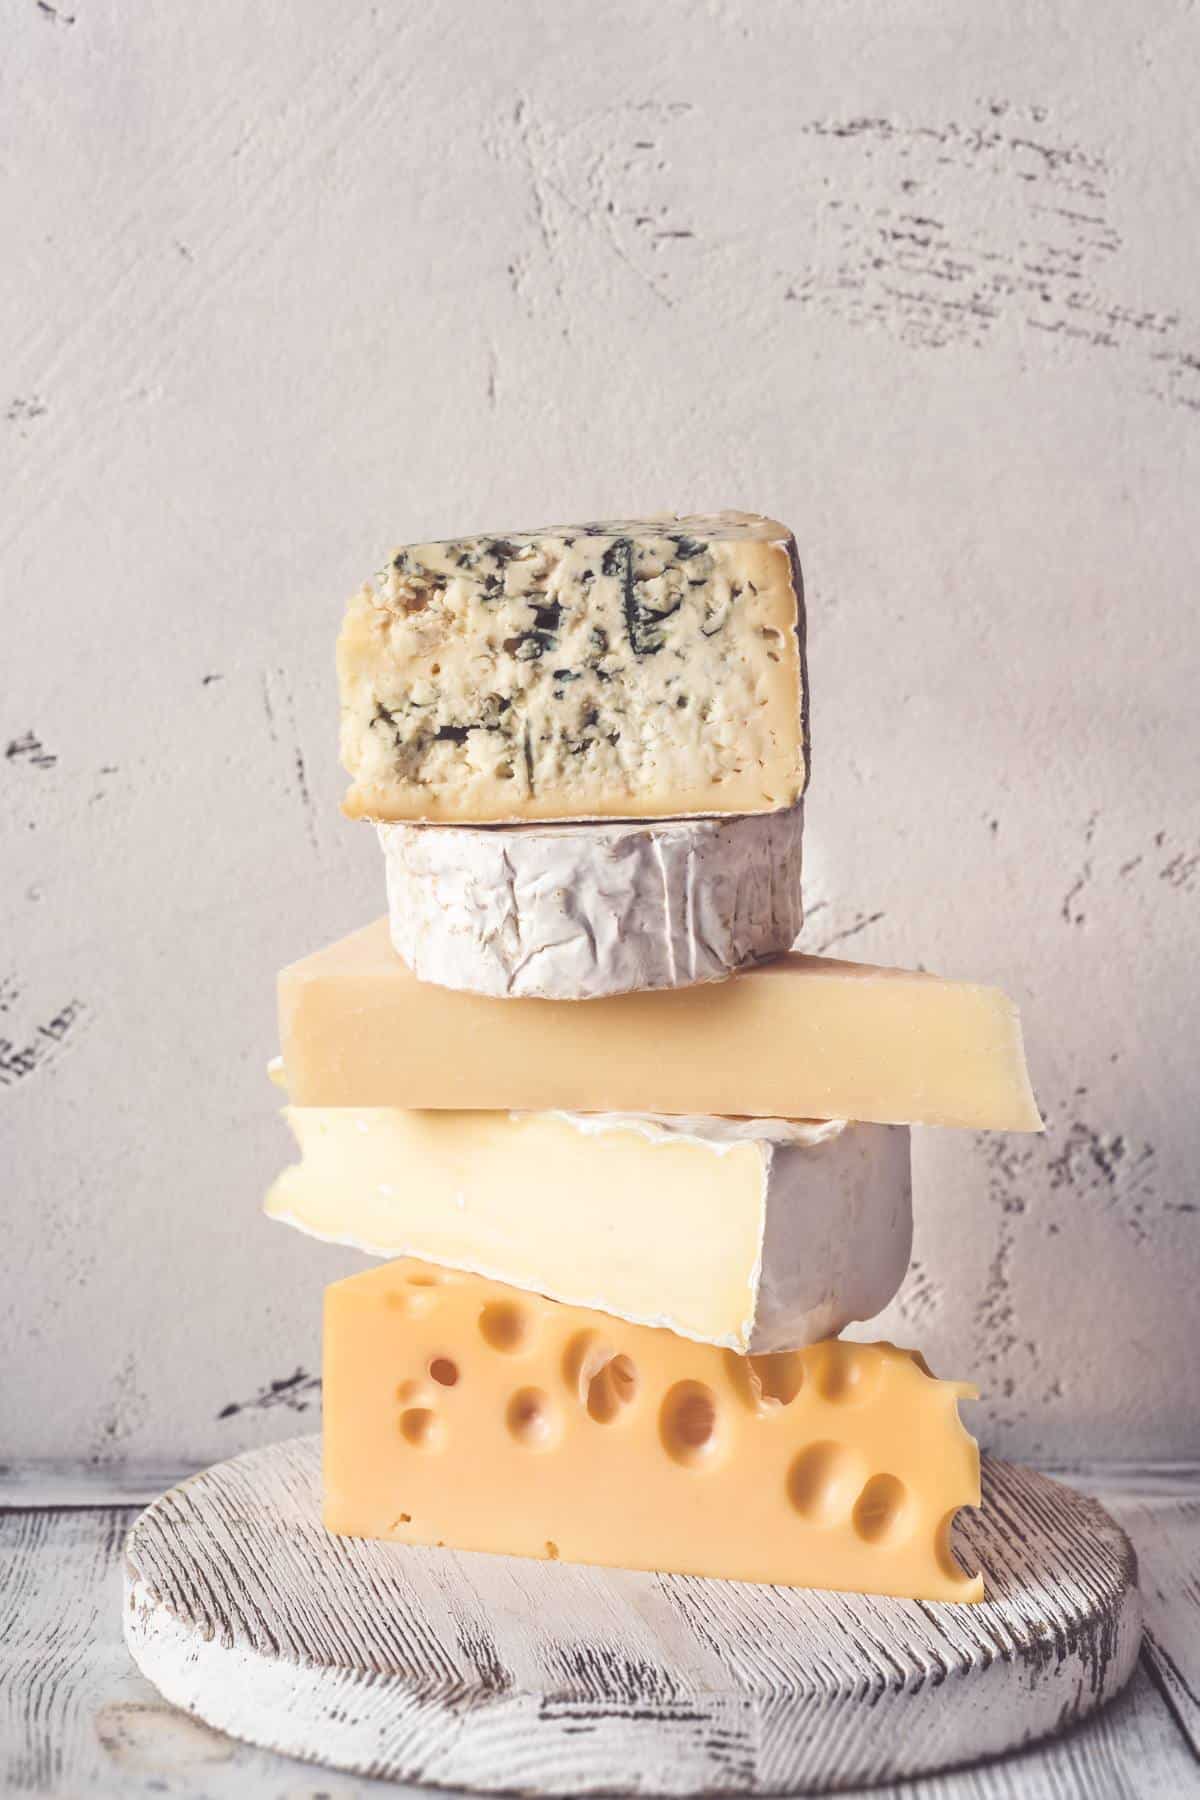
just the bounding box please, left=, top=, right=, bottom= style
left=1107, top=1495, right=1200, bottom=1757
left=122, top=1437, right=1142, bottom=1795
left=0, top=1502, right=400, bottom=1799
left=2, top=1481, right=1197, bottom=1799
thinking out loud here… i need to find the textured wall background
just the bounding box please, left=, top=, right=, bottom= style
left=3, top=0, right=1197, bottom=1470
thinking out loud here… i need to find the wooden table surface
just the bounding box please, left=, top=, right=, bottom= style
left=2, top=1464, right=1197, bottom=1799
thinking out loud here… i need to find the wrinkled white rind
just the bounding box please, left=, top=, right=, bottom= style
left=751, top=1123, right=913, bottom=1352
left=553, top=1110, right=908, bottom=1349
left=379, top=807, right=804, bottom=1000
left=269, top=1103, right=909, bottom=1352
left=544, top=1112, right=846, bottom=1151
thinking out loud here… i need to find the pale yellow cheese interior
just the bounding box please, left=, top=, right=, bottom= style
left=279, top=920, right=1042, bottom=1130
left=324, top=1257, right=983, bottom=1602
left=269, top=1107, right=766, bottom=1349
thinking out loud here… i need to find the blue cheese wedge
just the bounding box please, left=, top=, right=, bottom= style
left=338, top=512, right=808, bottom=822
left=378, top=807, right=804, bottom=999
left=266, top=1111, right=910, bottom=1353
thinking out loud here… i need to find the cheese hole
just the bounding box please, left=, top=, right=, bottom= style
left=399, top=1408, right=443, bottom=1450
left=507, top=1387, right=558, bottom=1448
left=814, top=1341, right=881, bottom=1405
left=564, top=1333, right=639, bottom=1422
left=545, top=1540, right=559, bottom=1560
left=428, top=1357, right=459, bottom=1387
left=587, top=1354, right=638, bottom=1423
left=660, top=1381, right=721, bottom=1468
left=479, top=1300, right=533, bottom=1354
left=748, top=1352, right=806, bottom=1409
left=934, top=1509, right=977, bottom=1586
left=406, top=1270, right=443, bottom=1288
left=786, top=1441, right=869, bottom=1523
left=386, top=1289, right=435, bottom=1316
left=852, top=1473, right=910, bottom=1545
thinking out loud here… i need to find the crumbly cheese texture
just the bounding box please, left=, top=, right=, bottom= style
left=338, top=512, right=808, bottom=822
left=278, top=919, right=1043, bottom=1130
left=266, top=1110, right=912, bottom=1352
left=323, top=1258, right=982, bottom=1601
left=377, top=807, right=804, bottom=1000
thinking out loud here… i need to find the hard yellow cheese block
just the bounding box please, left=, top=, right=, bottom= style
left=323, top=1258, right=984, bottom=1602
left=281, top=920, right=1041, bottom=1130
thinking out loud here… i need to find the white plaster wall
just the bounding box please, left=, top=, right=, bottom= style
left=2, top=0, right=1197, bottom=1469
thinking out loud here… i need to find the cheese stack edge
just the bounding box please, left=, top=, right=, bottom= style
left=282, top=506, right=1017, bottom=1600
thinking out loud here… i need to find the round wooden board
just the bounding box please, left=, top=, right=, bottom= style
left=123, top=1436, right=1141, bottom=1796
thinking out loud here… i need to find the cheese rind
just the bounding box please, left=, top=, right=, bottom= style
left=278, top=920, right=1043, bottom=1130
left=338, top=512, right=807, bottom=822
left=266, top=1111, right=911, bottom=1352
left=378, top=807, right=804, bottom=1000
left=323, top=1258, right=983, bottom=1601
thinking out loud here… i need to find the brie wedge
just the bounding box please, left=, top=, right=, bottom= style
left=266, top=1109, right=911, bottom=1352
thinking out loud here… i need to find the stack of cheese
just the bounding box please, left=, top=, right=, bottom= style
left=267, top=513, right=1041, bottom=1603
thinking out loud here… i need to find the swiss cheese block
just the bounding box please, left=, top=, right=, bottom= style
left=267, top=1112, right=911, bottom=1352
left=323, top=1258, right=983, bottom=1601
left=378, top=808, right=804, bottom=1000
left=278, top=920, right=1042, bottom=1130
left=338, top=512, right=807, bottom=822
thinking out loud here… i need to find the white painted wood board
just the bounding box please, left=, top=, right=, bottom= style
left=2, top=1472, right=1197, bottom=1799
left=121, top=1437, right=1142, bottom=1794
left=1106, top=1493, right=1200, bottom=1759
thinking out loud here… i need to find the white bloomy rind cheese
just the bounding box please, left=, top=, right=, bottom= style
left=338, top=512, right=808, bottom=823
left=378, top=808, right=804, bottom=1000
left=266, top=1110, right=911, bottom=1353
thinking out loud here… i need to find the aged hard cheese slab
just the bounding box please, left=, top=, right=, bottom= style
left=278, top=920, right=1042, bottom=1129
left=339, top=512, right=807, bottom=822
left=267, top=1112, right=911, bottom=1352
left=323, top=1258, right=982, bottom=1601
left=378, top=808, right=804, bottom=999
